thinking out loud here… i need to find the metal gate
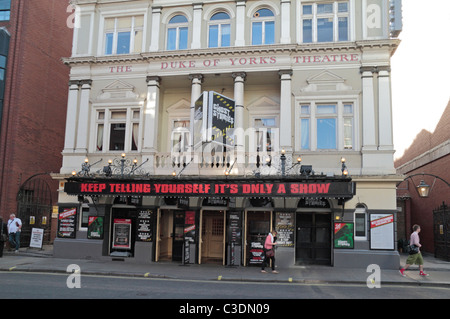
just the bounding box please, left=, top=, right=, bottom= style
left=433, top=202, right=450, bottom=261
left=16, top=175, right=53, bottom=247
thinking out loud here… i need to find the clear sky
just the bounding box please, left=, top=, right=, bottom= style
left=391, top=0, right=450, bottom=159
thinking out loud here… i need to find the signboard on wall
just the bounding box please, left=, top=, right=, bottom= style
left=334, top=222, right=354, bottom=249
left=87, top=216, right=104, bottom=239
left=57, top=207, right=77, bottom=238
left=112, top=219, right=132, bottom=249
left=275, top=212, right=294, bottom=247
left=370, top=214, right=394, bottom=250
left=136, top=210, right=153, bottom=242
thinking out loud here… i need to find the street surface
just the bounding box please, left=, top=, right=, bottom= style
left=1, top=271, right=449, bottom=301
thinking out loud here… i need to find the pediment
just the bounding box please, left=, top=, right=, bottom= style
left=301, top=70, right=352, bottom=92
left=247, top=96, right=279, bottom=111
left=167, top=98, right=191, bottom=116
left=96, top=80, right=140, bottom=101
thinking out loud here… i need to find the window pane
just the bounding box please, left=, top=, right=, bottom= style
left=344, top=118, right=353, bottom=149
left=317, top=118, right=336, bottom=149
left=105, top=33, right=114, bottom=55
left=355, top=213, right=366, bottom=237
left=0, top=69, right=4, bottom=99
left=117, top=32, right=130, bottom=54
left=105, top=18, right=115, bottom=30
left=134, top=30, right=143, bottom=52
left=209, top=25, right=219, bottom=48
left=179, top=27, right=188, bottom=49
left=303, top=19, right=312, bottom=43
left=131, top=123, right=139, bottom=151
left=255, top=8, right=274, bottom=17
left=301, top=105, right=310, bottom=114
left=252, top=22, right=262, bottom=45
left=0, top=11, right=10, bottom=21
left=0, top=0, right=11, bottom=10
left=109, top=123, right=126, bottom=151
left=211, top=12, right=230, bottom=20
left=338, top=17, right=348, bottom=41
left=167, top=28, right=177, bottom=50
left=301, top=119, right=310, bottom=149
left=221, top=24, right=230, bottom=47
left=169, top=15, right=188, bottom=24
left=96, top=124, right=104, bottom=151
left=317, top=104, right=336, bottom=114
left=117, top=17, right=132, bottom=29
left=265, top=21, right=275, bottom=44
left=317, top=18, right=333, bottom=42
left=317, top=4, right=333, bottom=14
left=111, top=111, right=127, bottom=119
left=344, top=104, right=353, bottom=114
left=338, top=2, right=349, bottom=13
left=302, top=5, right=312, bottom=15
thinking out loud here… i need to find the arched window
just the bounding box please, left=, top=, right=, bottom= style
left=208, top=12, right=231, bottom=48
left=252, top=8, right=275, bottom=45
left=167, top=15, right=188, bottom=50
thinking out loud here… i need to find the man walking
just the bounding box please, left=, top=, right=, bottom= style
left=7, top=214, right=22, bottom=253
left=400, top=224, right=429, bottom=277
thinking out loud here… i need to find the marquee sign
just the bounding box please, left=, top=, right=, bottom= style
left=64, top=179, right=355, bottom=199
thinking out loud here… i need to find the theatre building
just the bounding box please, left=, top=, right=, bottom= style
left=53, top=0, right=403, bottom=268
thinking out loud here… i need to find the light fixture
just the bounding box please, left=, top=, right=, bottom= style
left=341, top=157, right=349, bottom=176
left=416, top=180, right=430, bottom=198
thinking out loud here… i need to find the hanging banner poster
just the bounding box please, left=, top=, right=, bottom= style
left=87, top=216, right=104, bottom=239
left=275, top=212, right=294, bottom=247
left=112, top=219, right=132, bottom=249
left=136, top=210, right=153, bottom=242
left=209, top=91, right=235, bottom=148
left=334, top=222, right=354, bottom=249
left=370, top=214, right=395, bottom=250
left=57, top=207, right=77, bottom=238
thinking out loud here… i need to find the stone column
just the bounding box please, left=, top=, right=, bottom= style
left=75, top=80, right=92, bottom=153
left=142, top=76, right=161, bottom=153
left=377, top=66, right=393, bottom=150
left=63, top=80, right=80, bottom=153
left=189, top=74, right=203, bottom=153
left=360, top=66, right=377, bottom=151
left=279, top=69, right=293, bottom=153
left=235, top=0, right=246, bottom=46
left=232, top=72, right=246, bottom=164
left=191, top=3, right=203, bottom=49
left=149, top=6, right=162, bottom=52
left=280, top=0, right=291, bottom=44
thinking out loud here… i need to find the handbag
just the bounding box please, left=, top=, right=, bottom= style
left=408, top=244, right=419, bottom=255
left=265, top=249, right=274, bottom=257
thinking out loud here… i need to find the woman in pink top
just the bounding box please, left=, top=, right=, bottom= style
left=261, top=230, right=278, bottom=274
left=400, top=225, right=429, bottom=277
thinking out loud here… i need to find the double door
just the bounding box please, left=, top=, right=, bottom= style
left=296, top=212, right=332, bottom=265
left=156, top=210, right=184, bottom=262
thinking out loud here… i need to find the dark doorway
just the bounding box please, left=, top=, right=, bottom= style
left=296, top=212, right=332, bottom=265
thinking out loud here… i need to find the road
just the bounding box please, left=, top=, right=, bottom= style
left=1, top=271, right=449, bottom=302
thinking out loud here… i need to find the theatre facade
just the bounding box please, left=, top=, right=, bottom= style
left=53, top=0, right=403, bottom=269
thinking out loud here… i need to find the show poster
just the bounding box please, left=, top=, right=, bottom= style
left=275, top=212, right=294, bottom=247
left=57, top=207, right=77, bottom=238
left=334, top=222, right=354, bottom=249
left=136, top=210, right=153, bottom=242
left=370, top=214, right=394, bottom=250
left=112, top=219, right=132, bottom=249
left=87, top=216, right=104, bottom=239
left=209, top=92, right=235, bottom=148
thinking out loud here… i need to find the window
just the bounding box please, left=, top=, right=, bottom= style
left=167, top=15, right=188, bottom=50
left=354, top=207, right=367, bottom=240
left=0, top=0, right=11, bottom=21
left=254, top=117, right=277, bottom=152
left=297, top=101, right=355, bottom=151
left=104, top=16, right=144, bottom=55
left=208, top=12, right=230, bottom=48
left=0, top=29, right=9, bottom=130
left=95, top=108, right=140, bottom=152
left=171, top=120, right=190, bottom=153
left=252, top=8, right=275, bottom=45
left=301, top=1, right=349, bottom=43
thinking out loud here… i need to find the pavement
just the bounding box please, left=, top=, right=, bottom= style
left=1, top=245, right=450, bottom=288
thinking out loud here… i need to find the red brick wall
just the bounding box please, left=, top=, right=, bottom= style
left=395, top=100, right=450, bottom=253
left=0, top=0, right=72, bottom=221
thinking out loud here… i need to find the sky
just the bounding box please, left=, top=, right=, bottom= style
left=391, top=0, right=450, bottom=160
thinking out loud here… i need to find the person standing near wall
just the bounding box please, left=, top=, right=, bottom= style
left=399, top=224, right=429, bottom=277
left=7, top=214, right=22, bottom=253
left=0, top=217, right=7, bottom=257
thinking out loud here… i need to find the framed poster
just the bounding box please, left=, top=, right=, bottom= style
left=87, top=216, right=104, bottom=239
left=57, top=207, right=77, bottom=238
left=112, top=219, right=132, bottom=249
left=370, top=214, right=395, bottom=250
left=275, top=212, right=294, bottom=247
left=334, top=222, right=354, bottom=249
left=136, top=210, right=153, bottom=242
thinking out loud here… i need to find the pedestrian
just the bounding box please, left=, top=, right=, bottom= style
left=0, top=216, right=7, bottom=257
left=7, top=214, right=22, bottom=253
left=261, top=230, right=278, bottom=274
left=399, top=224, right=429, bottom=277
